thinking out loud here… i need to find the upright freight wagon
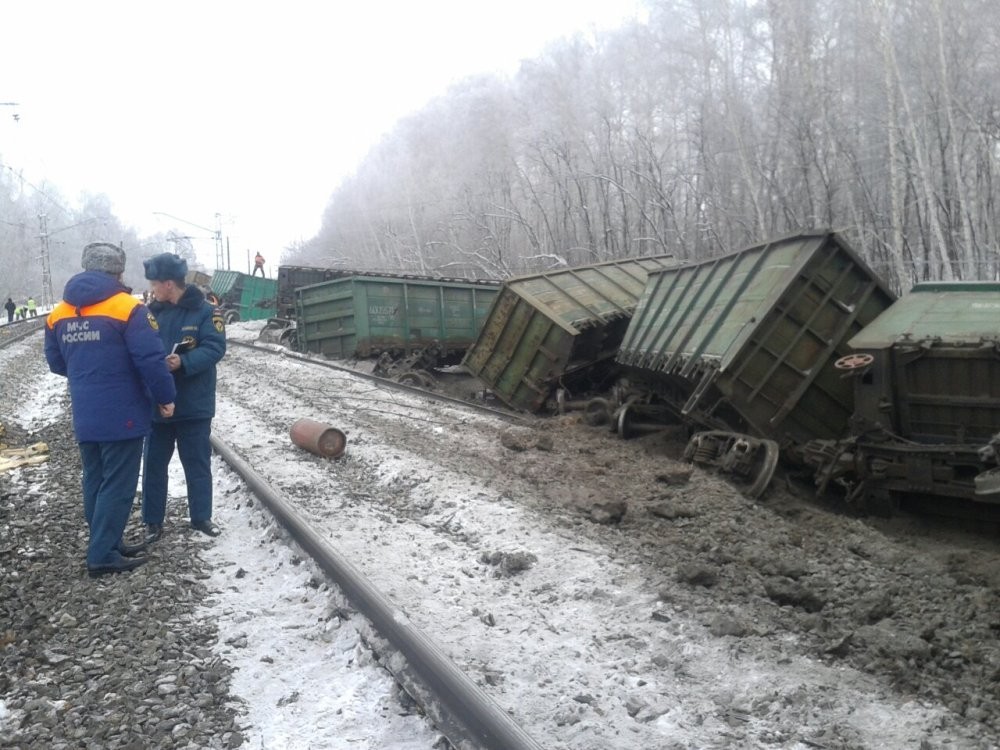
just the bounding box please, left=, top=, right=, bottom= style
left=256, top=265, right=355, bottom=346
left=461, top=255, right=679, bottom=412
left=295, top=273, right=499, bottom=371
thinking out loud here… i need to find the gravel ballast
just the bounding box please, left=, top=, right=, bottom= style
left=0, top=416, right=244, bottom=749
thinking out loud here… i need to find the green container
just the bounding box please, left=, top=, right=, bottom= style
left=210, top=270, right=278, bottom=322
left=462, top=255, right=678, bottom=412
left=617, top=232, right=896, bottom=443
left=296, top=274, right=499, bottom=361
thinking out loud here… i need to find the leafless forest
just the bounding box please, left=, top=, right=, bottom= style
left=288, top=0, right=1000, bottom=292
left=3, top=0, right=999, bottom=301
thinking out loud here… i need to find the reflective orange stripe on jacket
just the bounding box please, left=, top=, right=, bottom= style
left=46, top=292, right=140, bottom=328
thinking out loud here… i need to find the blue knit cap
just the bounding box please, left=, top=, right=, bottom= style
left=143, top=253, right=188, bottom=282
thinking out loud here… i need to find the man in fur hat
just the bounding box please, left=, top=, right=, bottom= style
left=44, top=242, right=176, bottom=577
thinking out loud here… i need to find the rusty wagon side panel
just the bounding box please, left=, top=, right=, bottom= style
left=295, top=274, right=499, bottom=362
left=617, top=232, right=896, bottom=445
left=462, top=255, right=678, bottom=412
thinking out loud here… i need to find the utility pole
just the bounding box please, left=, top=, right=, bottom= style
left=38, top=213, right=54, bottom=308
left=214, top=213, right=224, bottom=270
left=153, top=211, right=226, bottom=271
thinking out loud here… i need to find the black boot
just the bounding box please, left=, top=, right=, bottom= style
left=117, top=540, right=147, bottom=558
left=144, top=523, right=163, bottom=544
left=190, top=520, right=220, bottom=537
left=88, top=556, right=148, bottom=578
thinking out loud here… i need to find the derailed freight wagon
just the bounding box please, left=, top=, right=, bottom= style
left=258, top=265, right=354, bottom=346
left=276, top=265, right=352, bottom=318
left=461, top=255, right=679, bottom=412
left=615, top=231, right=896, bottom=496
left=295, top=273, right=500, bottom=380
left=801, top=282, right=1000, bottom=516
left=210, top=270, right=278, bottom=323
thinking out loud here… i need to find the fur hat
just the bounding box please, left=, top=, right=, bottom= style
left=81, top=242, right=126, bottom=275
left=143, top=253, right=188, bottom=282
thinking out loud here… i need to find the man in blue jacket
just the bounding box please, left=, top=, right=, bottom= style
left=45, top=242, right=177, bottom=578
left=141, top=253, right=226, bottom=541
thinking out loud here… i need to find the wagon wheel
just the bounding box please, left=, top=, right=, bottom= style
left=583, top=398, right=611, bottom=427
left=611, top=395, right=640, bottom=434
left=396, top=372, right=425, bottom=387
left=834, top=353, right=874, bottom=370
left=413, top=369, right=437, bottom=389
left=279, top=327, right=298, bottom=349
left=555, top=389, right=570, bottom=415
left=744, top=439, right=780, bottom=499
left=617, top=403, right=663, bottom=440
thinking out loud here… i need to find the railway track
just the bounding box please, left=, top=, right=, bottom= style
left=212, top=435, right=542, bottom=750
left=0, top=317, right=45, bottom=346
left=217, top=342, right=550, bottom=747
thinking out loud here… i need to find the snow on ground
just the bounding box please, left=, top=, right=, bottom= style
left=199, top=463, right=441, bottom=749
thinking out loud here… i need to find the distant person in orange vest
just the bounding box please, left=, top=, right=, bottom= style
left=252, top=251, right=266, bottom=277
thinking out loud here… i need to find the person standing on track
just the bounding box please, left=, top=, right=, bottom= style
left=44, top=242, right=177, bottom=578
left=4, top=297, right=14, bottom=323
left=26, top=296, right=37, bottom=317
left=141, top=252, right=227, bottom=541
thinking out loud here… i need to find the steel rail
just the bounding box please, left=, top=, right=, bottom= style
left=210, top=435, right=545, bottom=750
left=227, top=339, right=532, bottom=425
left=0, top=318, right=46, bottom=348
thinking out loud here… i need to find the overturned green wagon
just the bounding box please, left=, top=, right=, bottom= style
left=461, top=255, right=679, bottom=412
left=617, top=231, right=896, bottom=442
left=295, top=273, right=500, bottom=369
left=612, top=231, right=896, bottom=496
left=210, top=270, right=278, bottom=323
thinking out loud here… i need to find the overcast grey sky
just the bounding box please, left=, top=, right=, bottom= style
left=1, top=0, right=644, bottom=269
